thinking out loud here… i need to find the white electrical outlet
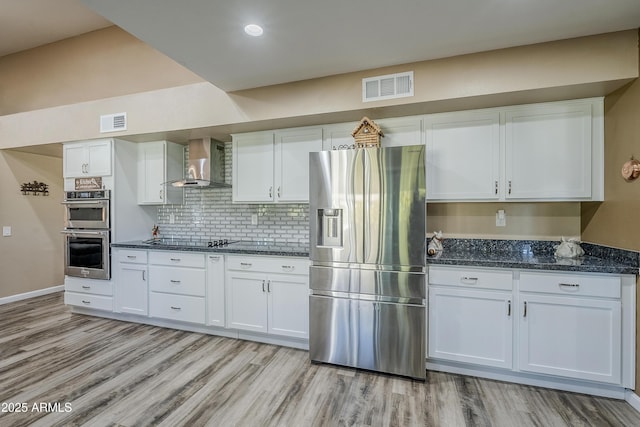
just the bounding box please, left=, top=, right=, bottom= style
left=251, top=214, right=258, bottom=225
left=496, top=210, right=506, bottom=227
left=2, top=226, right=11, bottom=236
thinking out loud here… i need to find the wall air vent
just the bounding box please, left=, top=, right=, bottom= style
left=99, top=112, right=127, bottom=133
left=362, top=71, right=414, bottom=102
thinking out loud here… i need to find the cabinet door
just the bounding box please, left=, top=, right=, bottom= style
left=267, top=274, right=309, bottom=339
left=232, top=132, right=275, bottom=202
left=86, top=140, right=113, bottom=176
left=518, top=294, right=621, bottom=384
left=275, top=127, right=323, bottom=202
left=138, top=141, right=165, bottom=204
left=322, top=122, right=355, bottom=151
left=505, top=103, right=592, bottom=199
left=377, top=116, right=422, bottom=148
left=115, top=263, right=148, bottom=316
left=425, top=111, right=500, bottom=200
left=429, top=287, right=513, bottom=369
left=63, top=143, right=87, bottom=178
left=207, top=254, right=225, bottom=327
left=225, top=272, right=268, bottom=333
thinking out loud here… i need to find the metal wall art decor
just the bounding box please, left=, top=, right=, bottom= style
left=21, top=181, right=49, bottom=196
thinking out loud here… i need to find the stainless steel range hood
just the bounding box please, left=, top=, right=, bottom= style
left=171, top=138, right=230, bottom=188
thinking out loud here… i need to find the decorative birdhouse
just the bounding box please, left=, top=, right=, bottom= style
left=352, top=117, right=384, bottom=148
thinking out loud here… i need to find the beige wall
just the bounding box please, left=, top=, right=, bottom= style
left=1, top=30, right=638, bottom=148
left=581, top=77, right=640, bottom=394
left=0, top=151, right=64, bottom=298
left=0, top=26, right=203, bottom=115
left=428, top=202, right=581, bottom=240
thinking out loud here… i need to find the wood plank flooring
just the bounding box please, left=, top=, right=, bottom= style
left=1, top=292, right=639, bottom=427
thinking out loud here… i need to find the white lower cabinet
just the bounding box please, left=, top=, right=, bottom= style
left=207, top=254, right=226, bottom=327
left=226, top=255, right=309, bottom=339
left=428, top=266, right=631, bottom=388
left=64, top=276, right=114, bottom=312
left=517, top=272, right=622, bottom=385
left=148, top=251, right=206, bottom=324
left=114, top=249, right=148, bottom=316
left=429, top=287, right=513, bottom=369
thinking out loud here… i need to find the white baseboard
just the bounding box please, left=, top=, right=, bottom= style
left=626, top=390, right=640, bottom=414
left=0, top=285, right=64, bottom=305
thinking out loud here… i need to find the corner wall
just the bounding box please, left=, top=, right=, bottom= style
left=0, top=151, right=64, bottom=298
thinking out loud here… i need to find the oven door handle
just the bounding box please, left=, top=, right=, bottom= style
left=60, top=230, right=109, bottom=236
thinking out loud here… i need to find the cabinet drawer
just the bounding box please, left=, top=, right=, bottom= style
left=520, top=272, right=620, bottom=299
left=149, top=292, right=205, bottom=324
left=116, top=249, right=148, bottom=264
left=429, top=266, right=512, bottom=290
left=64, top=279, right=113, bottom=296
left=149, top=251, right=205, bottom=268
left=64, top=292, right=113, bottom=311
left=226, top=255, right=309, bottom=275
left=149, top=266, right=206, bottom=296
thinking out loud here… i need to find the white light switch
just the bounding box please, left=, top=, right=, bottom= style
left=495, top=210, right=506, bottom=227
left=2, top=226, right=11, bottom=236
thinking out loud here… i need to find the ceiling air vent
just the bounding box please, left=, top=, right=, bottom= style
left=99, top=112, right=127, bottom=133
left=362, top=71, right=414, bottom=102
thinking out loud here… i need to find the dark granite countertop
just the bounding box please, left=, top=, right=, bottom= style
left=427, top=239, right=639, bottom=275
left=111, top=240, right=309, bottom=258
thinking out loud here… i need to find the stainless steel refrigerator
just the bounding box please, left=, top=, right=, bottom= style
left=309, top=145, right=426, bottom=379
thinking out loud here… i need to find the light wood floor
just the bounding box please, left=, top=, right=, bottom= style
left=1, top=293, right=639, bottom=427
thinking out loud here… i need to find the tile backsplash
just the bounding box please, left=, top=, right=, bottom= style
left=156, top=142, right=310, bottom=245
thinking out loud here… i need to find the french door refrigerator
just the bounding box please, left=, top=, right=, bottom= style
left=309, top=145, right=426, bottom=379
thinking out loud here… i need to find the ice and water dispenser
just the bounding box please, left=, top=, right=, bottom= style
left=317, top=209, right=343, bottom=247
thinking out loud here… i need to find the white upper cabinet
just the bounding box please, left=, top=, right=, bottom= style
left=425, top=98, right=603, bottom=202
left=322, top=122, right=355, bottom=151
left=233, top=131, right=275, bottom=203
left=233, top=127, right=322, bottom=203
left=63, top=139, right=113, bottom=178
left=137, top=140, right=184, bottom=205
left=505, top=101, right=596, bottom=200
left=426, top=111, right=500, bottom=200
left=377, top=116, right=422, bottom=147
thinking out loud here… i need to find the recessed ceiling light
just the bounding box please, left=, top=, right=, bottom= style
left=244, top=24, right=264, bottom=37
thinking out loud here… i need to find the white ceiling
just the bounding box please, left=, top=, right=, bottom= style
left=80, top=0, right=640, bottom=91
left=1, top=1, right=639, bottom=92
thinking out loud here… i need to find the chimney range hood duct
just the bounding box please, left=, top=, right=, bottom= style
left=171, top=138, right=230, bottom=188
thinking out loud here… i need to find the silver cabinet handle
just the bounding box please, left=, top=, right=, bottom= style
left=277, top=186, right=281, bottom=198
left=281, top=265, right=295, bottom=271
left=127, top=255, right=137, bottom=259
left=82, top=285, right=90, bottom=289
left=159, top=189, right=163, bottom=200
left=267, top=280, right=271, bottom=293
left=507, top=300, right=511, bottom=317
left=508, top=180, right=512, bottom=195
left=170, top=258, right=181, bottom=262
left=559, top=283, right=580, bottom=288
left=523, top=301, right=527, bottom=317
left=170, top=306, right=181, bottom=310
left=460, top=276, right=478, bottom=284
left=495, top=181, right=498, bottom=195
left=82, top=300, right=90, bottom=305
left=269, top=186, right=273, bottom=198
left=240, top=262, right=252, bottom=268
left=209, top=256, right=221, bottom=261
left=170, top=280, right=181, bottom=284
left=142, top=270, right=146, bottom=281
left=262, top=279, right=266, bottom=292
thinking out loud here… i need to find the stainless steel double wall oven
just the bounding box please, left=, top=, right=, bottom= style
left=61, top=190, right=111, bottom=280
